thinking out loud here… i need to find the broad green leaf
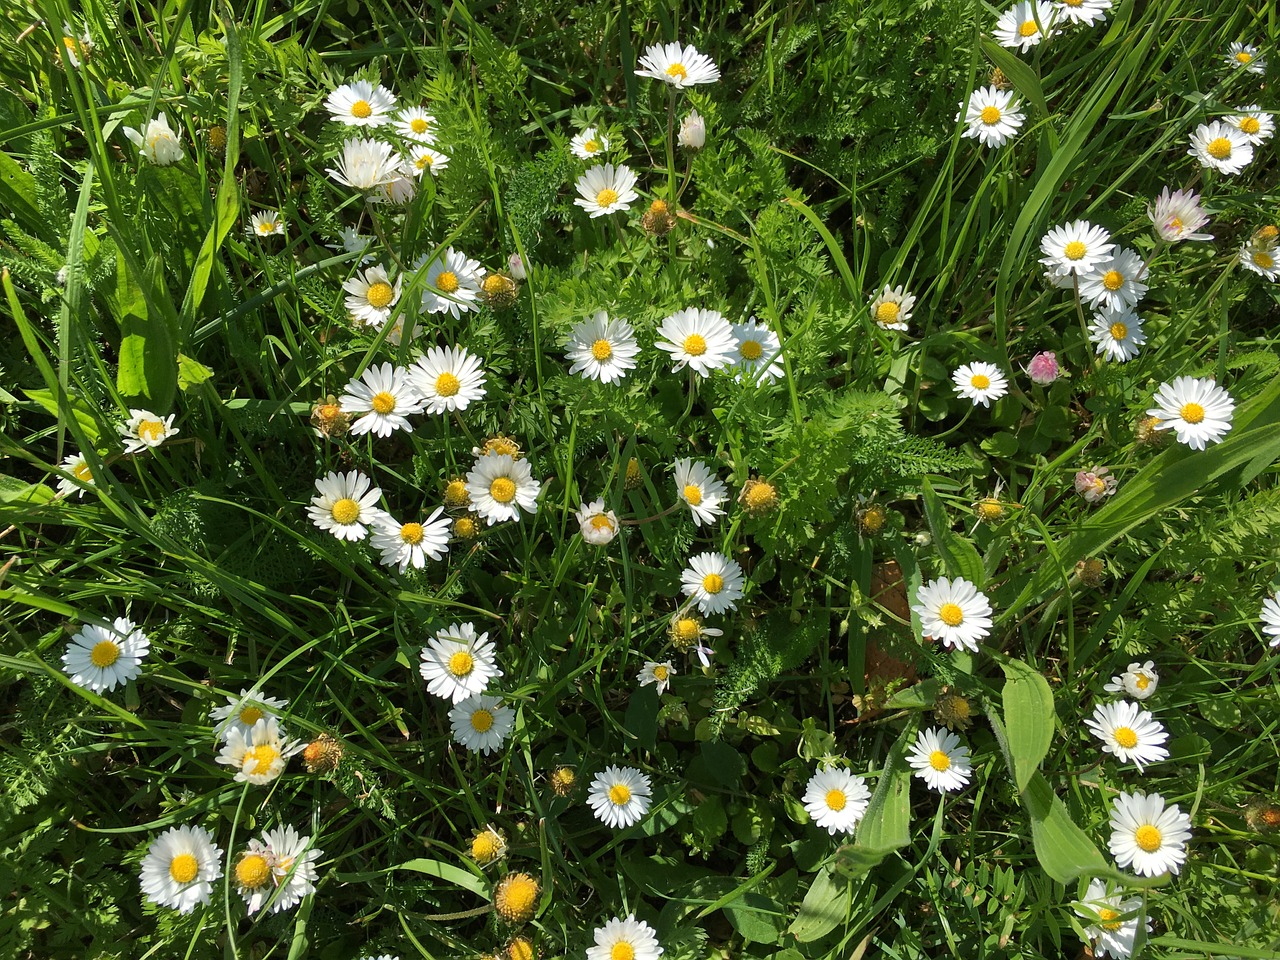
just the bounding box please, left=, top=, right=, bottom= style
left=23, top=389, right=102, bottom=444
left=177, top=353, right=215, bottom=391
left=114, top=252, right=178, bottom=410
left=789, top=868, right=849, bottom=943
left=0, top=150, right=44, bottom=239
left=921, top=477, right=983, bottom=584
left=0, top=475, right=54, bottom=504
left=839, top=724, right=913, bottom=876
left=999, top=658, right=1055, bottom=791
left=1022, top=773, right=1107, bottom=883
left=980, top=40, right=1052, bottom=136
left=394, top=858, right=488, bottom=897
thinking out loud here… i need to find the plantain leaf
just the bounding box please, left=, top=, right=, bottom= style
left=999, top=657, right=1055, bottom=791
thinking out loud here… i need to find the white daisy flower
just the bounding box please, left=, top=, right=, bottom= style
left=406, top=144, right=449, bottom=178
left=587, top=766, right=653, bottom=828
left=233, top=837, right=277, bottom=914
left=1259, top=593, right=1280, bottom=647
left=957, top=86, right=1025, bottom=148
left=1147, top=187, right=1212, bottom=243
left=1078, top=247, right=1148, bottom=312
left=56, top=451, right=95, bottom=498
left=952, top=361, right=1010, bottom=407
left=338, top=362, right=425, bottom=438
left=395, top=106, right=437, bottom=142
left=588, top=915, right=663, bottom=960
left=466, top=452, right=541, bottom=526
left=215, top=717, right=303, bottom=785
left=120, top=408, right=179, bottom=454
left=59, top=23, right=94, bottom=69
left=912, top=577, right=993, bottom=652
left=327, top=225, right=377, bottom=264
left=372, top=508, right=451, bottom=572
left=324, top=80, right=396, bottom=127
left=1145, top=376, right=1235, bottom=450
left=1108, top=791, right=1192, bottom=877
left=993, top=1, right=1059, bottom=53
left=1075, top=878, right=1151, bottom=960
left=1088, top=309, right=1146, bottom=362
left=1104, top=661, right=1160, bottom=699
left=419, top=622, right=503, bottom=703
left=680, top=551, right=745, bottom=616
left=1227, top=42, right=1266, bottom=75
left=370, top=165, right=418, bottom=205
left=237, top=825, right=323, bottom=914
left=673, top=458, right=728, bottom=527
left=1084, top=700, right=1170, bottom=771
left=571, top=127, right=610, bottom=160
left=868, top=284, right=916, bottom=332
left=907, top=726, right=973, bottom=793
left=1040, top=220, right=1115, bottom=277
left=210, top=688, right=290, bottom=742
left=247, top=211, right=285, bottom=238
left=655, top=307, right=739, bottom=377
left=139, top=826, right=223, bottom=914
left=565, top=312, right=641, bottom=384
left=1188, top=121, right=1254, bottom=176
left=62, top=617, right=150, bottom=694
left=637, top=661, right=676, bottom=695
left=123, top=113, right=184, bottom=166
left=635, top=41, right=721, bottom=88
left=343, top=265, right=402, bottom=326
left=449, top=693, right=514, bottom=755
left=307, top=470, right=387, bottom=542
left=1239, top=239, right=1280, bottom=281
left=326, top=138, right=401, bottom=191
left=573, top=163, right=639, bottom=217
left=406, top=345, right=487, bottom=414
left=679, top=110, right=706, bottom=149
left=802, top=767, right=871, bottom=836
left=416, top=247, right=484, bottom=318
left=1053, top=0, right=1111, bottom=26
left=576, top=498, right=620, bottom=545
left=731, top=318, right=784, bottom=383
left=1229, top=106, right=1275, bottom=145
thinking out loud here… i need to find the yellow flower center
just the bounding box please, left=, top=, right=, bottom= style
left=584, top=138, right=599, bottom=153
left=976, top=498, right=1005, bottom=521
left=366, top=281, right=395, bottom=308
left=1019, top=20, right=1039, bottom=37
left=258, top=220, right=278, bottom=235
left=445, top=479, right=470, bottom=505
left=1207, top=137, right=1232, bottom=159
left=589, top=513, right=614, bottom=531
left=608, top=784, right=631, bottom=805
left=1240, top=117, right=1261, bottom=135
left=591, top=338, right=613, bottom=361
left=509, top=939, right=534, bottom=960
left=436, top=270, right=460, bottom=293
left=876, top=302, right=901, bottom=323
left=470, top=709, right=494, bottom=732
left=411, top=117, right=429, bottom=133
left=448, top=651, right=475, bottom=677
left=471, top=832, right=500, bottom=862
left=138, top=419, right=167, bottom=443
left=683, top=484, right=703, bottom=506
left=1253, top=250, right=1275, bottom=269
left=1102, top=270, right=1124, bottom=291
left=970, top=374, right=991, bottom=390
left=683, top=333, right=707, bottom=356
left=825, top=788, right=847, bottom=812
left=612, top=944, right=636, bottom=960
left=1236, top=51, right=1253, bottom=64
left=653, top=665, right=669, bottom=681
left=740, top=339, right=763, bottom=360
left=1109, top=322, right=1128, bottom=340
left=331, top=497, right=361, bottom=524
left=938, top=602, right=964, bottom=627
left=73, top=461, right=93, bottom=481
left=674, top=618, right=700, bottom=641
left=400, top=522, right=425, bottom=545
left=1135, top=824, right=1162, bottom=852
left=370, top=391, right=397, bottom=415
left=1097, top=907, right=1122, bottom=930
left=980, top=105, right=1002, bottom=125
left=1064, top=0, right=1082, bottom=6
left=702, top=573, right=724, bottom=594
left=428, top=372, right=459, bottom=398
left=416, top=154, right=434, bottom=170
left=486, top=437, right=520, bottom=457
left=90, top=640, right=120, bottom=668
left=1180, top=402, right=1206, bottom=424
left=350, top=100, right=373, bottom=119
left=169, top=853, right=199, bottom=884
left=1064, top=240, right=1087, bottom=261
left=1168, top=216, right=1183, bottom=233
left=246, top=743, right=280, bottom=775
left=236, top=853, right=271, bottom=889
left=454, top=516, right=478, bottom=538
left=490, top=477, right=517, bottom=503
left=239, top=706, right=264, bottom=726
left=1113, top=726, right=1139, bottom=749
left=666, top=63, right=688, bottom=80
left=929, top=749, right=952, bottom=771
left=595, top=188, right=619, bottom=207
left=1135, top=673, right=1151, bottom=691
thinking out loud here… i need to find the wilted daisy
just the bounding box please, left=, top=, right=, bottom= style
left=216, top=717, right=303, bottom=785
left=370, top=164, right=418, bottom=205
left=1085, top=701, right=1169, bottom=771
left=247, top=211, right=285, bottom=238
left=406, top=144, right=449, bottom=178
left=731, top=318, right=785, bottom=383
left=326, top=138, right=401, bottom=191
left=1108, top=791, right=1192, bottom=877
left=466, top=452, right=541, bottom=525
left=588, top=915, right=663, bottom=960
left=573, top=163, right=639, bottom=217
left=571, top=127, right=609, bottom=160
left=907, top=726, right=973, bottom=792
left=62, top=617, right=151, bottom=693
left=211, top=688, right=290, bottom=742
left=420, top=622, right=503, bottom=703
left=1088, top=309, right=1146, bottom=362
left=1079, top=248, right=1148, bottom=312
left=1239, top=238, right=1280, bottom=281
left=372, top=508, right=451, bottom=572
left=1040, top=220, right=1114, bottom=277
left=1054, top=0, right=1111, bottom=26
left=416, top=247, right=484, bottom=317
left=58, top=22, right=94, bottom=68
left=913, top=577, right=993, bottom=652
left=655, top=308, right=739, bottom=377
left=1104, top=661, right=1160, bottom=699
left=395, top=106, right=437, bottom=142
left=957, top=86, right=1025, bottom=148
left=993, top=1, right=1058, bottom=53
left=407, top=345, right=487, bottom=414
left=635, top=40, right=720, bottom=88
left=673, top=458, right=728, bottom=527
left=339, top=363, right=425, bottom=437
left=952, top=361, right=1009, bottom=407
left=868, top=284, right=916, bottom=332
left=1146, top=376, right=1235, bottom=450
left=1074, top=466, right=1118, bottom=503
left=637, top=661, right=676, bottom=695
left=325, top=80, right=396, bottom=126
left=237, top=825, right=323, bottom=914
left=679, top=110, right=706, bottom=149
left=1259, top=592, right=1280, bottom=647
left=1076, top=878, right=1151, bottom=960
left=327, top=225, right=377, bottom=264
left=139, top=826, right=223, bottom=914
left=342, top=265, right=402, bottom=326
left=802, top=767, right=871, bottom=836
left=449, top=693, right=515, bottom=755
left=123, top=113, right=184, bottom=166
left=576, top=498, right=620, bottom=545
left=470, top=824, right=508, bottom=865
left=680, top=551, right=745, bottom=615
left=1025, top=351, right=1061, bottom=385
left=1229, top=106, right=1275, bottom=145
left=1188, top=121, right=1253, bottom=175
left=1147, top=187, right=1212, bottom=243
left=669, top=615, right=723, bottom=659
left=565, top=312, right=640, bottom=384
left=56, top=451, right=95, bottom=498
left=307, top=470, right=386, bottom=541
left=1227, top=42, right=1266, bottom=75
left=587, top=766, right=652, bottom=828
left=120, top=408, right=179, bottom=454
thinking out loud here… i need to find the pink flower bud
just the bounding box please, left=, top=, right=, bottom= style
left=507, top=253, right=527, bottom=280
left=1026, top=351, right=1060, bottom=385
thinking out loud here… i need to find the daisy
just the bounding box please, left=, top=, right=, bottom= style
left=371, top=165, right=418, bottom=205
left=342, top=265, right=402, bottom=326
left=120, top=408, right=179, bottom=454
left=1227, top=42, right=1266, bottom=75
left=679, top=110, right=706, bottom=149
left=670, top=615, right=724, bottom=658
left=731, top=318, right=785, bottom=383
left=1229, top=106, right=1275, bottom=146
left=407, top=345, right=487, bottom=414
left=635, top=41, right=721, bottom=88
left=307, top=470, right=387, bottom=541
left=673, top=459, right=728, bottom=527
left=406, top=144, right=449, bottom=178
left=637, top=661, right=676, bottom=695
left=372, top=508, right=451, bottom=572
left=449, top=693, right=514, bottom=755
left=339, top=363, right=424, bottom=438
left=1145, top=376, right=1235, bottom=450
left=216, top=717, right=303, bottom=785
left=123, top=113, right=184, bottom=166
left=588, top=915, right=663, bottom=960
left=1108, top=791, right=1192, bottom=877
left=1074, top=466, right=1118, bottom=503
left=655, top=308, right=739, bottom=377
left=576, top=498, right=620, bottom=545
left=1104, top=661, right=1159, bottom=699
left=139, top=826, right=223, bottom=914
left=907, top=726, right=973, bottom=792
left=59, top=22, right=94, bottom=69
left=56, top=451, right=95, bottom=498
left=1075, top=878, right=1151, bottom=960
left=1040, top=220, right=1114, bottom=277
left=993, top=1, right=1058, bottom=53
left=1078, top=248, right=1148, bottom=312
left=1259, top=593, right=1280, bottom=647
left=395, top=106, right=437, bottom=142
left=957, top=86, right=1025, bottom=148
left=1239, top=238, right=1280, bottom=281
left=952, top=361, right=1009, bottom=407
left=237, top=825, right=323, bottom=914
left=912, top=576, right=993, bottom=652
left=868, top=284, right=916, bottom=332
left=324, top=80, right=396, bottom=127
left=802, top=767, right=871, bottom=836
left=466, top=452, right=541, bottom=525
left=587, top=766, right=653, bottom=828
left=680, top=551, right=745, bottom=616
left=326, top=138, right=401, bottom=191
left=1188, top=121, right=1254, bottom=176
left=327, top=225, right=377, bottom=264
left=1147, top=187, right=1212, bottom=243
left=419, top=622, right=503, bottom=703
left=1088, top=309, right=1146, bottom=362
left=62, top=617, right=150, bottom=694
left=1084, top=701, right=1169, bottom=771
left=565, top=312, right=640, bottom=384
left=571, top=127, right=609, bottom=160
left=247, top=211, right=285, bottom=238
left=416, top=247, right=484, bottom=317
left=1053, top=0, right=1111, bottom=26
left=573, top=163, right=639, bottom=217
left=470, top=824, right=508, bottom=865
left=211, top=688, right=290, bottom=742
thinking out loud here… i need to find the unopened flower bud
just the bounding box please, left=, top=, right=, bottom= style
left=507, top=253, right=527, bottom=280
left=641, top=199, right=676, bottom=236
left=1026, top=351, right=1060, bottom=386
left=678, top=109, right=706, bottom=150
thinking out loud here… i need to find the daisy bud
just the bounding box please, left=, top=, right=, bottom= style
left=506, top=936, right=537, bottom=960
left=507, top=253, right=527, bottom=280
left=857, top=502, right=887, bottom=536
left=678, top=109, right=706, bottom=149
left=482, top=272, right=520, bottom=310
left=301, top=733, right=344, bottom=773
left=739, top=478, right=779, bottom=517
left=624, top=457, right=644, bottom=490
left=1245, top=797, right=1280, bottom=834
left=310, top=395, right=352, bottom=438
left=494, top=872, right=540, bottom=923
left=1025, top=350, right=1060, bottom=385
left=549, top=765, right=577, bottom=797
left=989, top=66, right=1012, bottom=90
left=641, top=198, right=677, bottom=236
left=1074, top=467, right=1118, bottom=504
left=1255, top=225, right=1279, bottom=243
left=933, top=687, right=975, bottom=731
left=444, top=478, right=472, bottom=509
left=476, top=435, right=523, bottom=459
left=470, top=825, right=507, bottom=865
left=1075, top=557, right=1107, bottom=588
left=453, top=514, right=480, bottom=540
left=206, top=125, right=227, bottom=154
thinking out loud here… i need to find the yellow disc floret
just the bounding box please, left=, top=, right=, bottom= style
left=1135, top=824, right=1162, bottom=852
left=350, top=100, right=373, bottom=119
left=825, top=789, right=847, bottom=811
left=608, top=784, right=632, bottom=805
left=1207, top=137, right=1232, bottom=160
left=595, top=188, right=619, bottom=207
left=235, top=853, right=272, bottom=889
left=370, top=391, right=396, bottom=415
left=1114, top=727, right=1139, bottom=749
left=929, top=750, right=952, bottom=771
left=494, top=872, right=540, bottom=923
left=169, top=853, right=199, bottom=884
left=1180, top=402, right=1205, bottom=424
left=436, top=271, right=460, bottom=294
left=490, top=477, right=517, bottom=503
left=90, top=641, right=120, bottom=668
left=366, top=281, right=395, bottom=308
left=331, top=497, right=361, bottom=524
left=938, top=603, right=964, bottom=627
left=683, top=334, right=707, bottom=356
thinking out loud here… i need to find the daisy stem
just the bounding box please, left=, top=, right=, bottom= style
left=665, top=88, right=678, bottom=205
left=1072, top=275, right=1093, bottom=374
left=223, top=784, right=250, bottom=959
